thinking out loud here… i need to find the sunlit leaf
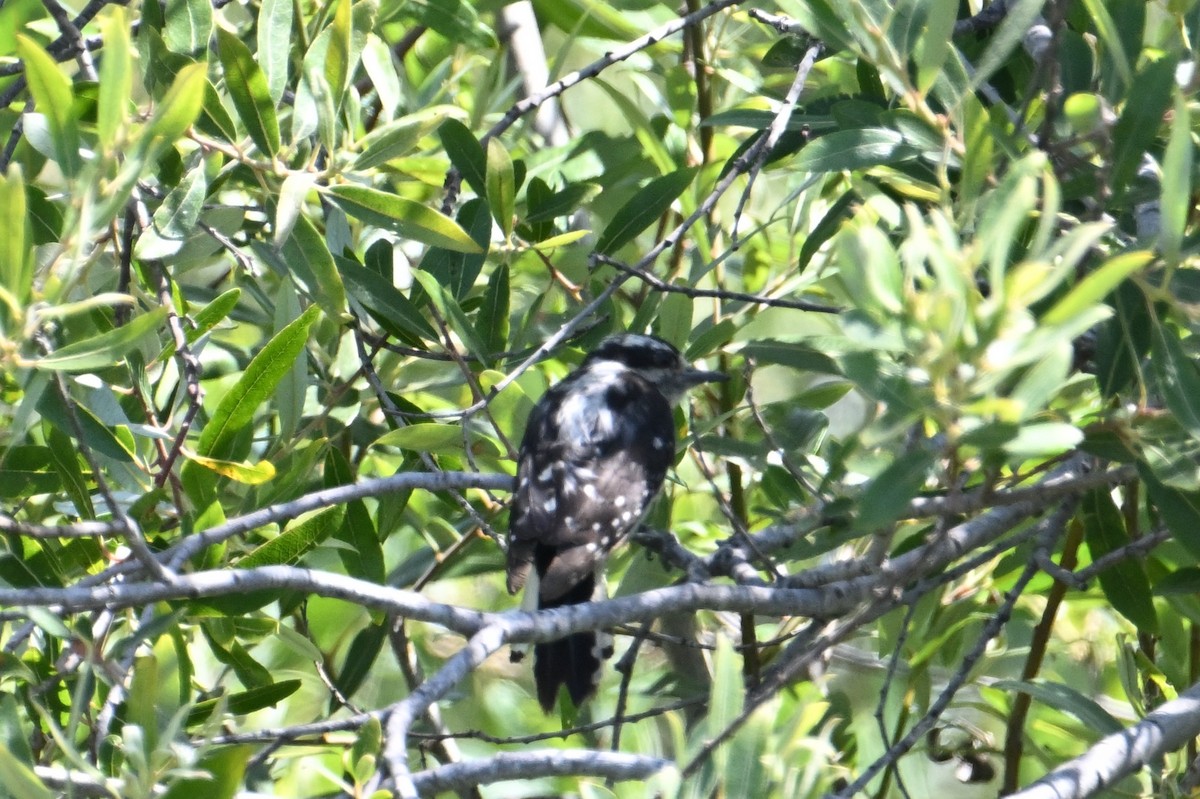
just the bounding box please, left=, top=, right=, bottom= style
left=217, top=27, right=281, bottom=157
left=595, top=167, right=697, bottom=255
left=327, top=185, right=484, bottom=253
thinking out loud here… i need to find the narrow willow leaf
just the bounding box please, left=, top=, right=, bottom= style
left=337, top=256, right=436, bottom=341
left=279, top=212, right=347, bottom=320
left=486, top=138, right=515, bottom=238
left=419, top=198, right=492, bottom=300
left=595, top=167, right=697, bottom=255
left=438, top=119, right=487, bottom=197
left=0, top=745, right=53, bottom=799
left=1080, top=488, right=1158, bottom=634
left=792, top=128, right=918, bottom=174
left=184, top=452, right=277, bottom=484
left=46, top=427, right=95, bottom=519
left=15, top=35, right=82, bottom=177
left=326, top=449, right=384, bottom=584
left=238, top=507, right=344, bottom=568
left=525, top=181, right=601, bottom=224
left=327, top=185, right=483, bottom=253
left=98, top=7, right=133, bottom=151
left=410, top=271, right=490, bottom=363
left=154, top=166, right=208, bottom=240
left=142, top=61, right=207, bottom=155
left=1140, top=467, right=1200, bottom=561
left=0, top=166, right=31, bottom=310
left=532, top=230, right=588, bottom=249
left=37, top=390, right=135, bottom=462
left=30, top=308, right=167, bottom=372
left=475, top=264, right=509, bottom=364
left=1149, top=321, right=1200, bottom=441
left=160, top=288, right=241, bottom=360
left=273, top=171, right=317, bottom=247
left=191, top=305, right=319, bottom=462
left=163, top=0, right=213, bottom=55
left=1111, top=57, right=1174, bottom=190
left=257, top=0, right=293, bottom=104
left=1160, top=93, right=1191, bottom=263
left=186, top=680, right=303, bottom=727
left=991, top=679, right=1123, bottom=734
left=856, top=448, right=934, bottom=530
left=216, top=28, right=281, bottom=157
left=325, top=0, right=352, bottom=100
left=1041, top=251, right=1151, bottom=326
left=354, top=106, right=467, bottom=170
left=333, top=625, right=387, bottom=708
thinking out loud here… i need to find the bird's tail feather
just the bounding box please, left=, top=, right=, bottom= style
left=533, top=572, right=606, bottom=712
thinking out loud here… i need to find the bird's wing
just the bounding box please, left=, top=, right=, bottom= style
left=506, top=373, right=676, bottom=603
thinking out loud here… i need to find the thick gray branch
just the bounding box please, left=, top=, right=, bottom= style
left=408, top=750, right=672, bottom=797
left=1009, top=680, right=1200, bottom=799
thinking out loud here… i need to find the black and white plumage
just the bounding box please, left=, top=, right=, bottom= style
left=506, top=333, right=726, bottom=711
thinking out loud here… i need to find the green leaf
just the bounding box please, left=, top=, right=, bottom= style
left=0, top=166, right=32, bottom=311
left=45, top=426, right=95, bottom=519
left=15, top=35, right=82, bottom=177
left=216, top=28, right=281, bottom=158
left=163, top=0, right=213, bottom=55
left=337, top=256, right=436, bottom=341
left=1141, top=467, right=1200, bottom=562
left=438, top=120, right=487, bottom=197
left=837, top=223, right=903, bottom=318
left=142, top=61, right=208, bottom=155
left=184, top=452, right=277, bottom=484
left=0, top=744, right=53, bottom=799
left=278, top=212, right=348, bottom=320
left=475, top=264, right=509, bottom=366
left=1080, top=487, right=1158, bottom=634
left=159, top=288, right=241, bottom=360
left=190, top=305, right=319, bottom=464
left=0, top=447, right=59, bottom=498
left=375, top=423, right=465, bottom=454
left=97, top=7, right=133, bottom=152
left=486, top=138, right=515, bottom=238
left=325, top=0, right=352, bottom=100
left=1111, top=56, right=1174, bottom=191
left=1160, top=93, right=1191, bottom=263
left=595, top=167, right=698, bottom=255
left=1042, top=251, right=1151, bottom=327
left=238, top=507, right=344, bottom=568
left=912, top=0, right=957, bottom=92
left=418, top=198, right=493, bottom=299
left=327, top=449, right=384, bottom=584
left=856, top=449, right=934, bottom=530
left=410, top=272, right=490, bottom=363
left=792, top=128, right=918, bottom=173
left=525, top=181, right=602, bottom=224
left=154, top=165, right=208, bottom=240
left=991, top=679, right=1123, bottom=735
left=257, top=0, right=293, bottom=104
left=1149, top=321, right=1200, bottom=442
left=327, top=185, right=483, bottom=253
left=186, top=680, right=303, bottom=727
left=354, top=106, right=467, bottom=170
left=30, top=308, right=167, bottom=372
left=333, top=624, right=388, bottom=707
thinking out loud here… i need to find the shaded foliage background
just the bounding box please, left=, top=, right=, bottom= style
left=2, top=0, right=1200, bottom=796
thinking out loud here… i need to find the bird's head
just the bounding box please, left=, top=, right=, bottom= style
left=581, top=333, right=727, bottom=402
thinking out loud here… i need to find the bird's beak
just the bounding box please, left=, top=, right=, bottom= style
left=683, top=367, right=728, bottom=386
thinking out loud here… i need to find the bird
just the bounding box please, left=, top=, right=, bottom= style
left=506, top=333, right=727, bottom=711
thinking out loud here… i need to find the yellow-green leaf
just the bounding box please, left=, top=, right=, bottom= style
left=15, top=35, right=82, bottom=177
left=30, top=308, right=168, bottom=372
left=327, top=185, right=483, bottom=253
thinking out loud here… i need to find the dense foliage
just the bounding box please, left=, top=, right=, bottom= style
left=2, top=0, right=1200, bottom=796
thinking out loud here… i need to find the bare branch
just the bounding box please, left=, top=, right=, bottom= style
left=409, top=750, right=673, bottom=797
left=1008, top=679, right=1200, bottom=799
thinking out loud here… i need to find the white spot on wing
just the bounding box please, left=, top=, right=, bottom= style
left=543, top=497, right=557, bottom=514
left=614, top=495, right=626, bottom=508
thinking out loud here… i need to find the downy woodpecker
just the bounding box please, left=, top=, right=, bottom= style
left=507, top=333, right=726, bottom=711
